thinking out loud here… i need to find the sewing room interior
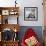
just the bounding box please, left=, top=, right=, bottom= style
left=0, top=0, right=46, bottom=46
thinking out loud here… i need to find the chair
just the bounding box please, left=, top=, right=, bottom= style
left=21, top=28, right=41, bottom=46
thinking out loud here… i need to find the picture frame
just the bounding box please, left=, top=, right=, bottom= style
left=2, top=16, right=18, bottom=24
left=9, top=10, right=18, bottom=15
left=8, top=16, right=18, bottom=24
left=24, top=7, right=38, bottom=21
left=2, top=10, right=9, bottom=15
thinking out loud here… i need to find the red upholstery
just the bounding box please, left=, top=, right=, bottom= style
left=21, top=28, right=41, bottom=46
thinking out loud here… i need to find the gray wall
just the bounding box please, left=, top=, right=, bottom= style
left=0, top=0, right=44, bottom=26
left=18, top=26, right=44, bottom=44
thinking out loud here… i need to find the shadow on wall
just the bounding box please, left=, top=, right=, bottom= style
left=18, top=26, right=43, bottom=44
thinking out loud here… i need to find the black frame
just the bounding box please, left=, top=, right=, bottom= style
left=24, top=7, right=38, bottom=21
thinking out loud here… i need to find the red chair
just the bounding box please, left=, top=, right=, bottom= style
left=21, top=28, right=41, bottom=46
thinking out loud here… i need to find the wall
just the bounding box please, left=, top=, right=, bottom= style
left=18, top=0, right=44, bottom=26
left=0, top=0, right=44, bottom=26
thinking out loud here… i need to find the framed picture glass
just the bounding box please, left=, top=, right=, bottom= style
left=2, top=10, right=9, bottom=15
left=24, top=7, right=38, bottom=21
left=2, top=15, right=18, bottom=24
left=8, top=16, right=18, bottom=24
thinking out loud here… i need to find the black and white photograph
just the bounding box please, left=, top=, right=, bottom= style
left=24, top=7, right=38, bottom=21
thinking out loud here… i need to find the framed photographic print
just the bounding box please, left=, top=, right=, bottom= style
left=2, top=10, right=9, bottom=15
left=9, top=10, right=18, bottom=15
left=2, top=16, right=18, bottom=24
left=24, top=7, right=38, bottom=21
left=8, top=16, right=18, bottom=24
